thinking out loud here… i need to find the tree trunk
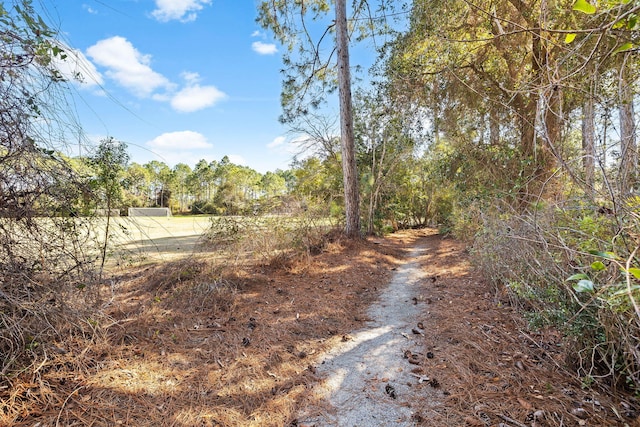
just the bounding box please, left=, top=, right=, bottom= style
left=582, top=94, right=596, bottom=199
left=336, top=0, right=360, bottom=238
left=618, top=58, right=637, bottom=199
left=489, top=108, right=500, bottom=146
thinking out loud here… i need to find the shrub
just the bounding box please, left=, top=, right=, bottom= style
left=471, top=196, right=640, bottom=391
left=200, top=203, right=338, bottom=268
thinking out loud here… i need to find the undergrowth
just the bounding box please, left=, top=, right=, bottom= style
left=199, top=204, right=341, bottom=269
left=468, top=193, right=640, bottom=393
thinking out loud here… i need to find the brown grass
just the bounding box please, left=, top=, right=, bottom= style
left=1, top=229, right=638, bottom=426
left=394, top=232, right=639, bottom=426
left=0, top=230, right=403, bottom=426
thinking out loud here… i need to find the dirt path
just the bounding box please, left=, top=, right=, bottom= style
left=299, top=242, right=436, bottom=426
left=3, top=229, right=634, bottom=426
left=296, top=231, right=631, bottom=427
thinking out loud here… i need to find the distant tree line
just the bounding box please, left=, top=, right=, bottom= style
left=73, top=102, right=437, bottom=229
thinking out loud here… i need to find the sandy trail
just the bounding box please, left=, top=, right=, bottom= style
left=301, top=241, right=436, bottom=426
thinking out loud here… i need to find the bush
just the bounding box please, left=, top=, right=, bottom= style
left=471, top=196, right=640, bottom=391
left=191, top=201, right=221, bottom=215
left=200, top=203, right=338, bottom=268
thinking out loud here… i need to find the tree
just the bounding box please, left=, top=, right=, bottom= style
left=290, top=155, right=343, bottom=213
left=122, top=162, right=152, bottom=205
left=582, top=87, right=596, bottom=199
left=617, top=53, right=637, bottom=199
left=212, top=160, right=262, bottom=215
left=172, top=163, right=192, bottom=212
left=189, top=159, right=214, bottom=203
left=287, top=112, right=341, bottom=160
left=257, top=0, right=387, bottom=237
left=335, top=0, right=360, bottom=237
left=354, top=90, right=422, bottom=233
left=0, top=0, right=102, bottom=376
left=387, top=1, right=581, bottom=202
left=144, top=160, right=172, bottom=207
left=88, top=137, right=129, bottom=276
left=261, top=171, right=287, bottom=198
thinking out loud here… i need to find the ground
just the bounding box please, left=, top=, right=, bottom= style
left=1, top=227, right=638, bottom=426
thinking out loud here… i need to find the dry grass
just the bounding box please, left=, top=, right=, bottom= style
left=396, top=232, right=639, bottom=426
left=0, top=227, right=402, bottom=426
left=1, top=228, right=638, bottom=426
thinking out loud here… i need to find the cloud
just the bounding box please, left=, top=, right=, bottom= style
left=252, top=41, right=278, bottom=55
left=227, top=154, right=247, bottom=166
left=170, top=72, right=227, bottom=113
left=82, top=4, right=98, bottom=14
left=151, top=0, right=211, bottom=22
left=87, top=36, right=173, bottom=98
left=267, top=136, right=286, bottom=148
left=51, top=45, right=104, bottom=88
left=87, top=37, right=225, bottom=112
left=251, top=30, right=264, bottom=38
left=171, top=85, right=226, bottom=112
left=181, top=71, right=200, bottom=85
left=147, top=130, right=212, bottom=150
left=267, top=135, right=311, bottom=156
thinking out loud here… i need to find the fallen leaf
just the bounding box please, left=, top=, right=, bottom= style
left=463, top=416, right=485, bottom=427
left=518, top=397, right=534, bottom=410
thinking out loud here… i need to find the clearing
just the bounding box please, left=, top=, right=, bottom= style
left=1, top=228, right=637, bottom=426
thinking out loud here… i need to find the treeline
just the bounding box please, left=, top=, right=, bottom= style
left=79, top=152, right=291, bottom=216
left=81, top=127, right=439, bottom=229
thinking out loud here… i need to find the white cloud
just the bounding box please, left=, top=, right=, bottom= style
left=51, top=45, right=104, bottom=88
left=86, top=38, right=225, bottom=113
left=227, top=154, right=247, bottom=166
left=147, top=130, right=212, bottom=150
left=252, top=41, right=278, bottom=55
left=267, top=135, right=310, bottom=156
left=151, top=0, right=211, bottom=22
left=251, top=30, right=264, bottom=38
left=181, top=71, right=200, bottom=85
left=170, top=72, right=227, bottom=113
left=86, top=36, right=173, bottom=98
left=82, top=4, right=98, bottom=14
left=267, top=136, right=286, bottom=148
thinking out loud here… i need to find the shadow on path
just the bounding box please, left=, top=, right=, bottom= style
left=301, top=241, right=439, bottom=426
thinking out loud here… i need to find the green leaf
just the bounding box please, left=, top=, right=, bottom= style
left=610, top=284, right=640, bottom=297
left=627, top=268, right=640, bottom=280
left=573, top=0, right=597, bottom=14
left=567, top=273, right=590, bottom=281
left=588, top=250, right=618, bottom=260
left=573, top=279, right=595, bottom=293
left=613, top=42, right=634, bottom=54
left=565, top=33, right=577, bottom=43
left=591, top=261, right=606, bottom=271
left=613, top=19, right=626, bottom=29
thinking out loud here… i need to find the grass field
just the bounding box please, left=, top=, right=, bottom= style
left=106, top=215, right=214, bottom=266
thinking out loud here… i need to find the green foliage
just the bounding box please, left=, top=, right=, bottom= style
left=572, top=0, right=597, bottom=15
left=473, top=195, right=640, bottom=391
left=191, top=200, right=222, bottom=215
left=88, top=137, right=129, bottom=207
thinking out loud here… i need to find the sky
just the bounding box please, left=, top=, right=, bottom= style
left=39, top=0, right=329, bottom=174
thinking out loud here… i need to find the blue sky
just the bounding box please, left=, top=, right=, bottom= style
left=42, top=0, right=319, bottom=173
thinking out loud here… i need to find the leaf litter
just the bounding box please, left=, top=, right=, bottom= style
left=1, top=229, right=637, bottom=426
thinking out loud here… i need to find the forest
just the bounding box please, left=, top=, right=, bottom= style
left=1, top=0, right=640, bottom=425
